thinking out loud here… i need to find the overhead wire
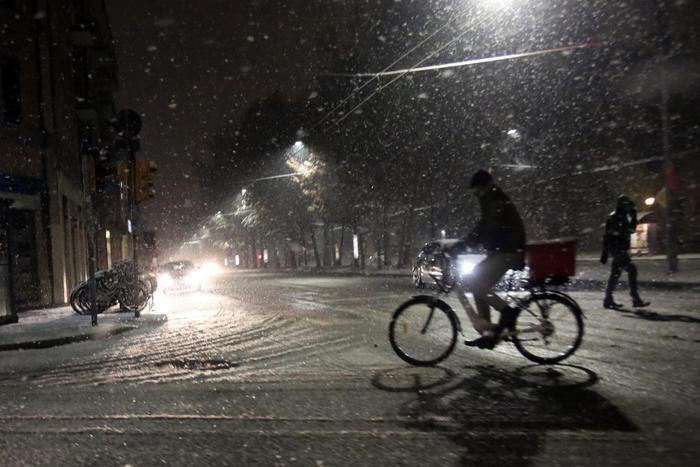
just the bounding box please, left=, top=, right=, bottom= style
left=325, top=41, right=603, bottom=78
left=320, top=4, right=507, bottom=130
left=311, top=7, right=468, bottom=131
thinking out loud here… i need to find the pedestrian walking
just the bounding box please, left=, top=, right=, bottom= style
left=600, top=195, right=650, bottom=309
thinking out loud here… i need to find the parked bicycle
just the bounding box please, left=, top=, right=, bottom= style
left=69, top=261, right=154, bottom=316
left=389, top=239, right=584, bottom=366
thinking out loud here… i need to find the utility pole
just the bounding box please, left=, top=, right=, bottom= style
left=656, top=0, right=678, bottom=273
left=114, top=109, right=143, bottom=315
left=81, top=148, right=99, bottom=326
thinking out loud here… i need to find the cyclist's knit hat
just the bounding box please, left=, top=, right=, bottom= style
left=469, top=169, right=492, bottom=188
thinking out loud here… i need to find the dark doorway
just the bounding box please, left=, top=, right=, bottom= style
left=9, top=208, right=40, bottom=309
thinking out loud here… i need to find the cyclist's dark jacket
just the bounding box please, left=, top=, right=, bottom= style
left=603, top=208, right=637, bottom=253
left=467, top=185, right=526, bottom=255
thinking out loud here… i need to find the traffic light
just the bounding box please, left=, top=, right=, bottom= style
left=134, top=159, right=157, bottom=202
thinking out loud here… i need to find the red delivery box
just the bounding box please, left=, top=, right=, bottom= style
left=526, top=238, right=576, bottom=284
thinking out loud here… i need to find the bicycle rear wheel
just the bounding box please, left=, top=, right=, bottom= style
left=389, top=296, right=458, bottom=367
left=513, top=291, right=584, bottom=364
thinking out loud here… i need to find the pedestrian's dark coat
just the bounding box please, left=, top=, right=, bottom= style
left=603, top=205, right=637, bottom=253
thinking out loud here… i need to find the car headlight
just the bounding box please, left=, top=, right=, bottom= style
left=159, top=273, right=173, bottom=287
left=200, top=261, right=221, bottom=277
left=186, top=271, right=201, bottom=285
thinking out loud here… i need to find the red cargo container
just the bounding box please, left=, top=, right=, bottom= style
left=526, top=238, right=576, bottom=284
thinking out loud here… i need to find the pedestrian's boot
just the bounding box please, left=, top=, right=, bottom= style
left=603, top=295, right=622, bottom=309
left=632, top=296, right=650, bottom=308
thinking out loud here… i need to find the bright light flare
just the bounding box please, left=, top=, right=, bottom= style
left=186, top=271, right=202, bottom=286
left=199, top=261, right=222, bottom=277
left=483, top=0, right=513, bottom=10
left=158, top=273, right=174, bottom=288
left=458, top=259, right=477, bottom=276
left=644, top=197, right=655, bottom=206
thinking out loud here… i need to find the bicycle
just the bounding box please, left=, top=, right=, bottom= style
left=389, top=241, right=584, bottom=366
left=70, top=261, right=152, bottom=316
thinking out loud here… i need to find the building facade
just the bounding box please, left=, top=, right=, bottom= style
left=1, top=0, right=128, bottom=321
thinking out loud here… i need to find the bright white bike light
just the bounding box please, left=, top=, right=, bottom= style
left=458, top=259, right=476, bottom=276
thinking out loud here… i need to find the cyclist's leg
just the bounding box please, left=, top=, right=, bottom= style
left=462, top=254, right=514, bottom=335
left=452, top=282, right=495, bottom=335
left=474, top=295, right=491, bottom=324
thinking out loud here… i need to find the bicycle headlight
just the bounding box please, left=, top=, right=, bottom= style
left=458, top=259, right=476, bottom=276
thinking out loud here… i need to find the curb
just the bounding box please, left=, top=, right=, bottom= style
left=0, top=314, right=167, bottom=353
left=571, top=279, right=700, bottom=291
left=243, top=269, right=700, bottom=290
left=0, top=324, right=136, bottom=352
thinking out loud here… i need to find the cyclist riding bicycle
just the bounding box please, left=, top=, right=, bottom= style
left=448, top=169, right=526, bottom=350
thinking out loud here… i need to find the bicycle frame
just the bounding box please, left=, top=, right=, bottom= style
left=425, top=256, right=582, bottom=339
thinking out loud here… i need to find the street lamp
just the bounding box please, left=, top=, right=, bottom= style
left=482, top=0, right=514, bottom=11
left=645, top=197, right=655, bottom=207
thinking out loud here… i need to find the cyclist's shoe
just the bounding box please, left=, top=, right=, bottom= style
left=603, top=297, right=622, bottom=309
left=464, top=307, right=519, bottom=350
left=464, top=335, right=497, bottom=350
left=632, top=298, right=650, bottom=308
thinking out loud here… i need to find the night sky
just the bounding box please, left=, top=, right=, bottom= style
left=106, top=0, right=337, bottom=251
left=106, top=0, right=700, bottom=255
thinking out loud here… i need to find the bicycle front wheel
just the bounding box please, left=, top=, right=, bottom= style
left=389, top=296, right=458, bottom=367
left=513, top=291, right=584, bottom=364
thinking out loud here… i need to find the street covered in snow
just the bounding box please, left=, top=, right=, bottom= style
left=1, top=0, right=699, bottom=465
left=1, top=272, right=698, bottom=465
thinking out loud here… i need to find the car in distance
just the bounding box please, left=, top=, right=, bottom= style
left=157, top=260, right=202, bottom=293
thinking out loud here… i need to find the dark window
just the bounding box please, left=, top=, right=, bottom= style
left=1, top=57, right=22, bottom=124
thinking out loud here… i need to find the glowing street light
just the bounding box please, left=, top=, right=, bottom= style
left=645, top=197, right=655, bottom=206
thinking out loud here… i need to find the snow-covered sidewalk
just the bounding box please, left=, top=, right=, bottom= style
left=574, top=254, right=700, bottom=286
left=0, top=305, right=166, bottom=352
